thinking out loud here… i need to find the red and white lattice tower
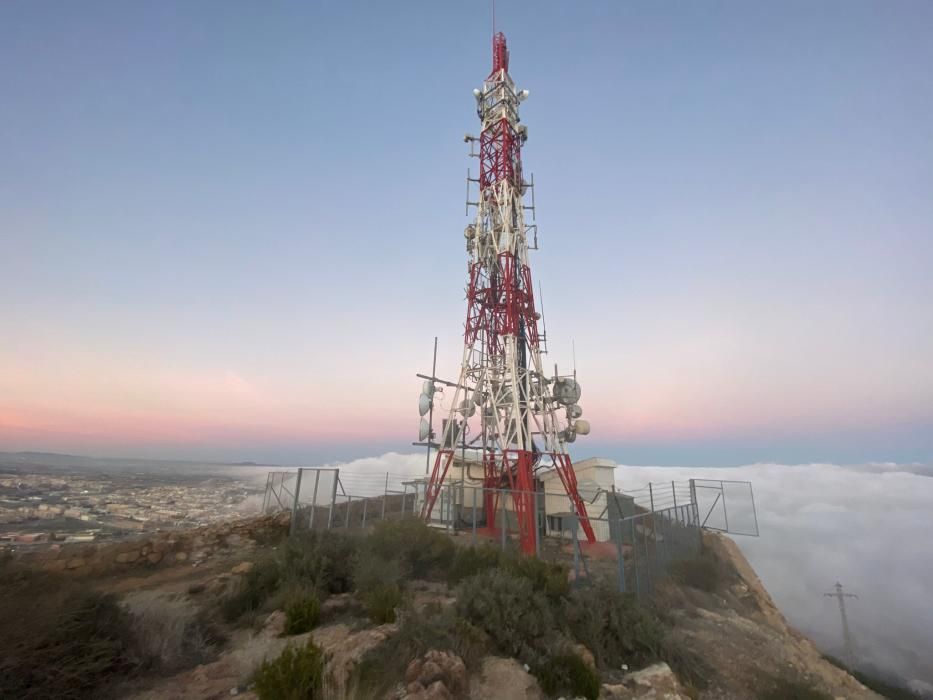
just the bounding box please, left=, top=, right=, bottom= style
left=420, top=33, right=596, bottom=554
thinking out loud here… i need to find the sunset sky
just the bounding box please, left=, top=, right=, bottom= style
left=2, top=1, right=931, bottom=465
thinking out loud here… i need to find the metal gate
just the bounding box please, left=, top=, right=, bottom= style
left=690, top=478, right=759, bottom=537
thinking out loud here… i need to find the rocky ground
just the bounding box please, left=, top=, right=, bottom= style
left=6, top=512, right=883, bottom=700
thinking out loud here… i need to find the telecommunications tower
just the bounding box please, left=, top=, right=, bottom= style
left=417, top=33, right=596, bottom=554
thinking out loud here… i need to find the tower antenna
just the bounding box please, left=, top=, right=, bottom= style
left=415, top=34, right=595, bottom=554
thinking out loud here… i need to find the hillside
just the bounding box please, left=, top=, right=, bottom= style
left=1, top=514, right=888, bottom=700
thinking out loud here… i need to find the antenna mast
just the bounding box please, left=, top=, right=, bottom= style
left=415, top=33, right=595, bottom=554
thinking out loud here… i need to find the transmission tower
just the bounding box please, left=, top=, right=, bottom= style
left=824, top=581, right=859, bottom=667
left=416, top=33, right=595, bottom=555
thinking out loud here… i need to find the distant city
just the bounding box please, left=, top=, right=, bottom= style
left=0, top=452, right=267, bottom=549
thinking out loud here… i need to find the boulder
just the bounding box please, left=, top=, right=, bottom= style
left=230, top=561, right=253, bottom=575
left=600, top=662, right=690, bottom=700
left=470, top=657, right=544, bottom=700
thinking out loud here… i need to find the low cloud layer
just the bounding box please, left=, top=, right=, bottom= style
left=316, top=453, right=933, bottom=687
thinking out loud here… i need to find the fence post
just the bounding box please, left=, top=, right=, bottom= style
left=344, top=495, right=351, bottom=528
left=571, top=515, right=580, bottom=584
left=500, top=490, right=506, bottom=551
left=534, top=489, right=540, bottom=559
left=362, top=498, right=368, bottom=528
left=472, top=486, right=477, bottom=545
left=309, top=470, right=321, bottom=531
left=631, top=518, right=639, bottom=598
left=689, top=479, right=697, bottom=507
left=672, top=480, right=677, bottom=509
left=262, top=473, right=271, bottom=514
left=381, top=473, right=388, bottom=520
left=446, top=483, right=452, bottom=533
left=720, top=480, right=730, bottom=532
left=614, top=497, right=626, bottom=593
left=327, top=471, right=339, bottom=530
left=649, top=483, right=655, bottom=512
left=289, top=469, right=304, bottom=536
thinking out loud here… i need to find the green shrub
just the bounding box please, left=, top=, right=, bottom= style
left=253, top=640, right=324, bottom=700
left=534, top=652, right=600, bottom=700
left=669, top=552, right=723, bottom=593
left=281, top=530, right=358, bottom=594
left=354, top=602, right=488, bottom=697
left=447, top=544, right=502, bottom=584
left=363, top=583, right=402, bottom=624
left=503, top=554, right=569, bottom=601
left=562, top=583, right=664, bottom=670
left=756, top=674, right=832, bottom=700
left=368, top=517, right=455, bottom=579
left=221, top=557, right=281, bottom=622
left=284, top=594, right=321, bottom=635
left=456, top=569, right=555, bottom=662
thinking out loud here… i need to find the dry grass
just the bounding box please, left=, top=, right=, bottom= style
left=122, top=590, right=219, bottom=671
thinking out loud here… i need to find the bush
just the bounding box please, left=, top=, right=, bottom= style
left=504, top=554, right=569, bottom=601
left=123, top=591, right=221, bottom=670
left=562, top=583, right=664, bottom=669
left=253, top=639, right=324, bottom=700
left=447, top=544, right=502, bottom=584
left=0, top=575, right=145, bottom=699
left=456, top=568, right=555, bottom=662
left=368, top=517, right=455, bottom=579
left=363, top=583, right=403, bottom=624
left=282, top=531, right=358, bottom=594
left=284, top=594, right=321, bottom=635
left=354, top=602, right=488, bottom=697
left=534, top=652, right=600, bottom=700
left=669, top=552, right=723, bottom=593
left=221, top=557, right=281, bottom=622
left=756, top=674, right=832, bottom=700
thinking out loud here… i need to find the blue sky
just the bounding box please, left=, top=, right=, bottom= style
left=1, top=1, right=931, bottom=465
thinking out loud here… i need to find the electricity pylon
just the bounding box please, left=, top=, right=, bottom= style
left=824, top=581, right=858, bottom=667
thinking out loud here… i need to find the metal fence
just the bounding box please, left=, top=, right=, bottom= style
left=262, top=469, right=757, bottom=600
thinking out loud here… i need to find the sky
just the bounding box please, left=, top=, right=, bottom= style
left=1, top=1, right=932, bottom=466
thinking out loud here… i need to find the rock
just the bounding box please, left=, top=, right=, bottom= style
left=147, top=551, right=163, bottom=565
left=231, top=561, right=253, bottom=575
left=422, top=680, right=452, bottom=700
left=403, top=650, right=467, bottom=697
left=572, top=643, right=596, bottom=671
left=65, top=557, right=85, bottom=569
left=115, top=551, right=139, bottom=564
left=406, top=659, right=424, bottom=684
left=174, top=551, right=188, bottom=562
left=420, top=660, right=444, bottom=686
left=312, top=623, right=398, bottom=692
left=262, top=611, right=286, bottom=638
left=470, top=657, right=544, bottom=700
left=600, top=662, right=690, bottom=700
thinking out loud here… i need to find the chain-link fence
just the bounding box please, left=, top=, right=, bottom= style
left=263, top=469, right=757, bottom=600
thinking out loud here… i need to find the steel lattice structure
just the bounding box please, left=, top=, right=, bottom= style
left=419, top=33, right=595, bottom=554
